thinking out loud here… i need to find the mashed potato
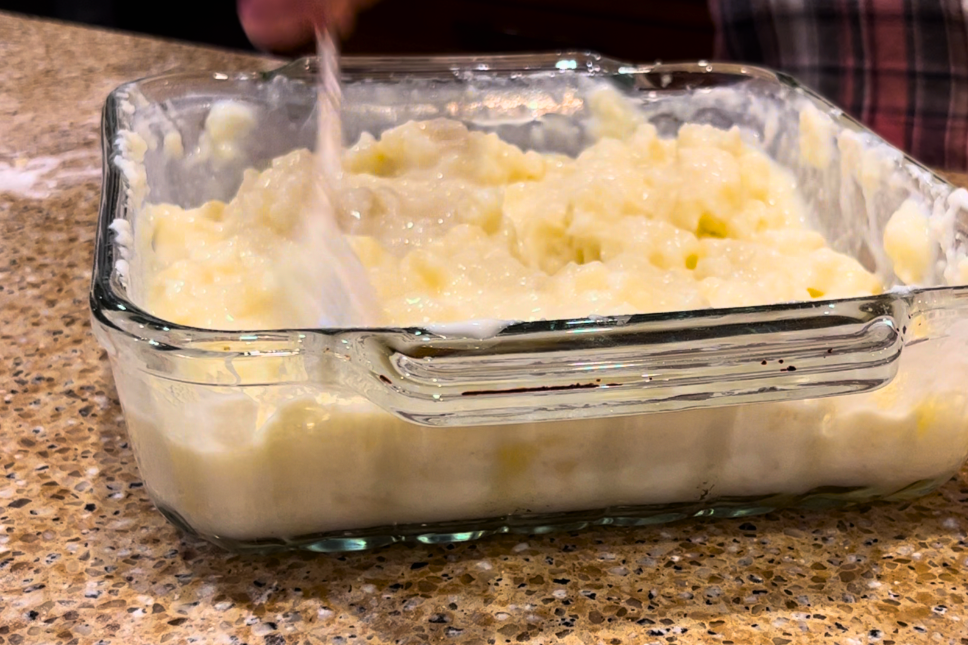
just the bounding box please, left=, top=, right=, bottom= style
left=114, top=95, right=968, bottom=544
left=140, top=111, right=881, bottom=331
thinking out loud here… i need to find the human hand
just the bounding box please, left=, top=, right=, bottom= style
left=237, top=0, right=375, bottom=53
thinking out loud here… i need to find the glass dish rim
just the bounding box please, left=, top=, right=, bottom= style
left=90, top=50, right=967, bottom=357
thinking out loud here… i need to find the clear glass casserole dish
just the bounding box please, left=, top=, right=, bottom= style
left=91, top=52, right=968, bottom=553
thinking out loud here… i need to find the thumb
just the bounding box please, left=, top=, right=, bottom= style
left=237, top=0, right=328, bottom=53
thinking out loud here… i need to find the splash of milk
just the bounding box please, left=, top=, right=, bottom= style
left=0, top=150, right=99, bottom=199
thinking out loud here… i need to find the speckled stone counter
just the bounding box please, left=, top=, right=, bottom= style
left=3, top=12, right=968, bottom=645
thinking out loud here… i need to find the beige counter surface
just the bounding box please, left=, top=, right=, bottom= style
left=2, top=11, right=968, bottom=644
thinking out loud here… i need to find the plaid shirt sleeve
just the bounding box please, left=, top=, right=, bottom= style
left=709, top=0, right=968, bottom=171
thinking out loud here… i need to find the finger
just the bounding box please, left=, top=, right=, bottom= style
left=237, top=0, right=321, bottom=52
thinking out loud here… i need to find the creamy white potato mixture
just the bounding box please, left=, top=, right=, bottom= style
left=113, top=94, right=968, bottom=541
left=141, top=103, right=882, bottom=330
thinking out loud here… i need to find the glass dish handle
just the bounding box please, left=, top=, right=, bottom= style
left=356, top=298, right=906, bottom=426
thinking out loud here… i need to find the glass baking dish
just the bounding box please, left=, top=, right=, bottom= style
left=91, top=52, right=968, bottom=553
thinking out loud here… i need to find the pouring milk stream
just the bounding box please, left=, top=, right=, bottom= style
left=307, top=25, right=382, bottom=327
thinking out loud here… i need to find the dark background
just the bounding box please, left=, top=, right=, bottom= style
left=0, top=0, right=715, bottom=61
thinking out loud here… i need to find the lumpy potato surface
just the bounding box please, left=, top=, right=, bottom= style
left=140, top=97, right=881, bottom=330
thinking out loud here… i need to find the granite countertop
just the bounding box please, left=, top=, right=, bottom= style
left=3, top=11, right=968, bottom=645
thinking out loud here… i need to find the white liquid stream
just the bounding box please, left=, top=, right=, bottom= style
left=309, top=28, right=382, bottom=328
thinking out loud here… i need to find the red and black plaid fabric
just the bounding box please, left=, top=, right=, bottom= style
left=710, top=0, right=968, bottom=171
